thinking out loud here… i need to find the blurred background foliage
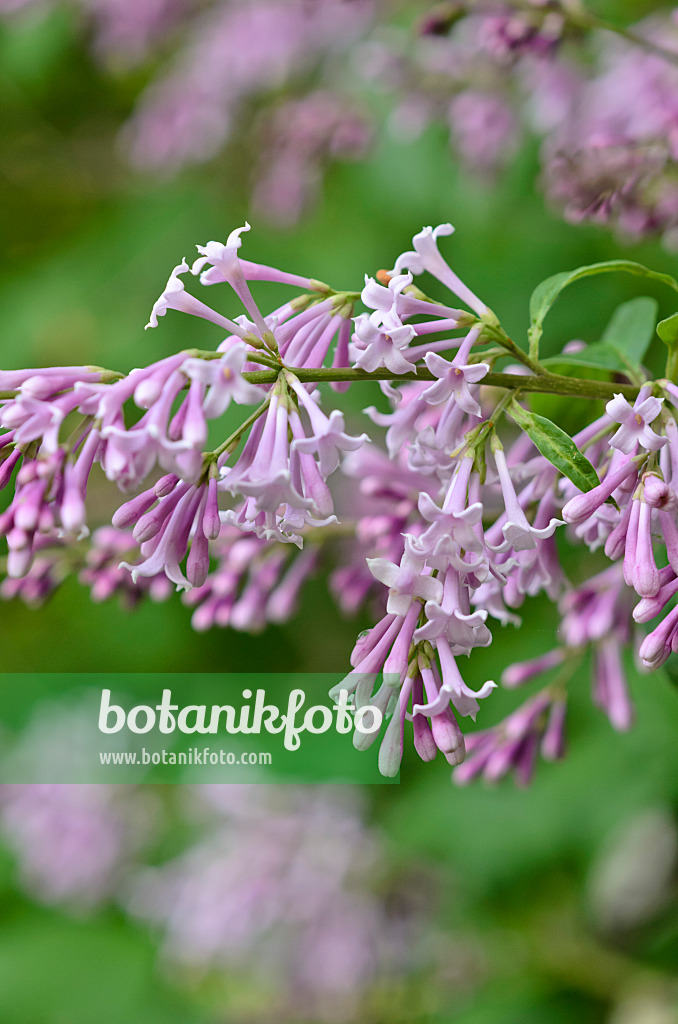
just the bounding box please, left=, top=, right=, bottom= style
left=0, top=2, right=678, bottom=1022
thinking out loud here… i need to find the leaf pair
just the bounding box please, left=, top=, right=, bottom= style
left=497, top=258, right=678, bottom=493
left=544, top=296, right=658, bottom=377
left=528, top=258, right=678, bottom=359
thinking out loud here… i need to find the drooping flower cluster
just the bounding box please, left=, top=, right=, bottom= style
left=125, top=785, right=427, bottom=1019
left=357, top=4, right=678, bottom=243
left=121, top=0, right=376, bottom=176
left=6, top=0, right=678, bottom=238
left=0, top=701, right=434, bottom=1021
left=251, top=91, right=372, bottom=227
left=0, top=782, right=152, bottom=907
left=0, top=223, right=367, bottom=597
left=122, top=2, right=678, bottom=241
left=331, top=337, right=678, bottom=779
left=541, top=16, right=678, bottom=243
left=2, top=219, right=678, bottom=783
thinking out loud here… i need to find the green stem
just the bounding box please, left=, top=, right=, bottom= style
left=209, top=394, right=273, bottom=461
left=182, top=348, right=279, bottom=369
left=246, top=352, right=281, bottom=370
left=665, top=347, right=678, bottom=383
left=489, top=390, right=517, bottom=425
left=240, top=366, right=640, bottom=401
left=482, top=323, right=549, bottom=376
left=63, top=415, right=94, bottom=452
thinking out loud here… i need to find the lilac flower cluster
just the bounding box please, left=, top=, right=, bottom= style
left=0, top=770, right=430, bottom=1019
left=358, top=4, right=546, bottom=176
left=541, top=16, right=678, bottom=243
left=182, top=524, right=319, bottom=633
left=5, top=1, right=678, bottom=237
left=2, top=220, right=678, bottom=783
left=126, top=786, right=426, bottom=1019
left=1, top=0, right=376, bottom=220
left=0, top=223, right=365, bottom=601
left=344, top=341, right=678, bottom=781
left=121, top=0, right=375, bottom=176
left=365, top=5, right=678, bottom=243
left=251, top=91, right=372, bottom=226
left=0, top=782, right=152, bottom=907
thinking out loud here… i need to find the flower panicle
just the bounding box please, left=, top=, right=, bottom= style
left=2, top=221, right=678, bottom=784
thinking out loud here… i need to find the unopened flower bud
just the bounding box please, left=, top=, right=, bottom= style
left=642, top=473, right=672, bottom=509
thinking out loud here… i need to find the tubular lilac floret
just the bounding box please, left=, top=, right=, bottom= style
left=1, top=220, right=678, bottom=783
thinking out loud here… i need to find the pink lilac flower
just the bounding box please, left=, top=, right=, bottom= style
left=344, top=618, right=484, bottom=778
left=499, top=565, right=636, bottom=749
left=352, top=311, right=417, bottom=375
left=287, top=374, right=368, bottom=478
left=0, top=366, right=105, bottom=452
left=191, top=224, right=274, bottom=341
left=454, top=689, right=566, bottom=787
left=0, top=397, right=102, bottom=574
left=476, top=4, right=565, bottom=61
left=502, top=649, right=566, bottom=688
left=366, top=551, right=443, bottom=617
left=410, top=456, right=485, bottom=571
left=413, top=566, right=493, bottom=653
left=182, top=522, right=319, bottom=632
left=180, top=344, right=263, bottom=417
left=489, top=443, right=561, bottom=552
left=220, top=389, right=327, bottom=533
left=351, top=273, right=419, bottom=374
left=622, top=483, right=661, bottom=599
left=79, top=526, right=173, bottom=604
left=364, top=382, right=437, bottom=461
left=605, top=391, right=667, bottom=455
left=421, top=325, right=489, bottom=416
left=562, top=454, right=639, bottom=526
left=361, top=270, right=472, bottom=328
left=146, top=259, right=245, bottom=335
left=116, top=475, right=221, bottom=590
left=392, top=224, right=490, bottom=318
left=0, top=532, right=68, bottom=607
left=329, top=443, right=429, bottom=614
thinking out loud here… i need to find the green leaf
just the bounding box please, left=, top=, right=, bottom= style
left=528, top=260, right=678, bottom=355
left=601, top=296, right=658, bottom=370
left=543, top=298, right=658, bottom=379
left=543, top=342, right=631, bottom=373
left=657, top=311, right=678, bottom=347
left=509, top=403, right=601, bottom=492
